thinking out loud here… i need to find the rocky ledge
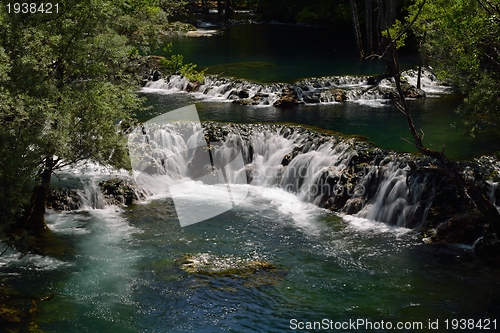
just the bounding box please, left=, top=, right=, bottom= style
left=200, top=122, right=500, bottom=256
left=47, top=177, right=150, bottom=211
left=142, top=68, right=437, bottom=107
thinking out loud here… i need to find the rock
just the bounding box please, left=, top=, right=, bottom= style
left=99, top=178, right=149, bottom=206
left=152, top=70, right=162, bottom=81
left=175, top=253, right=287, bottom=288
left=273, top=88, right=303, bottom=108
left=402, top=83, right=426, bottom=98
left=330, top=89, right=347, bottom=102
left=281, top=153, right=292, bottom=166
left=303, top=93, right=320, bottom=104
left=343, top=197, right=364, bottom=214
left=367, top=74, right=389, bottom=85
left=237, top=89, right=250, bottom=98
left=46, top=189, right=83, bottom=211
left=186, top=81, right=201, bottom=92
left=377, top=86, right=398, bottom=99
left=473, top=234, right=500, bottom=257
left=429, top=214, right=487, bottom=244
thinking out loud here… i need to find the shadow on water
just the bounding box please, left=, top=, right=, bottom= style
left=163, top=24, right=390, bottom=83
left=140, top=92, right=489, bottom=159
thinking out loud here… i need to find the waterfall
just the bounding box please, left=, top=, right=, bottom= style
left=140, top=68, right=448, bottom=106
left=130, top=122, right=434, bottom=228
left=355, top=163, right=434, bottom=228
left=78, top=178, right=107, bottom=209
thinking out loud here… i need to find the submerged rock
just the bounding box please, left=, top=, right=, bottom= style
left=176, top=253, right=287, bottom=288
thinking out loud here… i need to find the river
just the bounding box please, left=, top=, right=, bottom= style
left=1, top=23, right=499, bottom=333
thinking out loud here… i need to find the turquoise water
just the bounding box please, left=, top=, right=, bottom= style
left=2, top=23, right=499, bottom=333
left=3, top=184, right=499, bottom=332
left=141, top=92, right=491, bottom=160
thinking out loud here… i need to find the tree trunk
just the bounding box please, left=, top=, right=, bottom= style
left=225, top=0, right=234, bottom=18
left=217, top=0, right=223, bottom=16
left=416, top=31, right=426, bottom=89
left=385, top=0, right=397, bottom=28
left=349, top=0, right=365, bottom=58
left=25, top=156, right=54, bottom=234
left=376, top=0, right=385, bottom=52
left=365, top=0, right=374, bottom=55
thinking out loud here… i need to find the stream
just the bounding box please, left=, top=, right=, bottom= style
left=1, top=23, right=499, bottom=333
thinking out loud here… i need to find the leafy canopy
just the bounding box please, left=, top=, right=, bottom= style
left=0, top=0, right=167, bottom=236
left=408, top=0, right=500, bottom=137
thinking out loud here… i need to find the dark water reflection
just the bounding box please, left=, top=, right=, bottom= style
left=164, top=24, right=390, bottom=82
left=141, top=92, right=492, bottom=159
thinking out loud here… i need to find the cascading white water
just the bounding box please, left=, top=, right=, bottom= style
left=78, top=178, right=107, bottom=209
left=131, top=122, right=429, bottom=227
left=355, top=163, right=432, bottom=228
left=140, top=69, right=448, bottom=106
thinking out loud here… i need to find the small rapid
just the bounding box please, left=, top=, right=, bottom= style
left=141, top=68, right=448, bottom=107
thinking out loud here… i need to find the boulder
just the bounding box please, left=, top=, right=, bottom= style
left=303, top=93, right=320, bottom=104
left=237, top=89, right=250, bottom=98
left=99, top=178, right=149, bottom=206
left=473, top=234, right=500, bottom=256
left=273, top=88, right=303, bottom=108
left=152, top=70, right=162, bottom=81
left=46, top=189, right=83, bottom=211
left=330, top=89, right=347, bottom=102
left=402, top=83, right=426, bottom=98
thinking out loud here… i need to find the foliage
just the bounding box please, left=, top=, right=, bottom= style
left=252, top=0, right=351, bottom=25
left=161, top=42, right=206, bottom=83
left=408, top=0, right=500, bottom=136
left=381, top=19, right=408, bottom=49
left=0, top=0, right=167, bottom=241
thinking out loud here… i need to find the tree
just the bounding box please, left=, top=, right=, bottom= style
left=349, top=0, right=365, bottom=57
left=379, top=0, right=500, bottom=241
left=408, top=0, right=500, bottom=138
left=365, top=0, right=374, bottom=54
left=0, top=0, right=167, bottom=245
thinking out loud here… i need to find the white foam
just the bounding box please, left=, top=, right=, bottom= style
left=353, top=99, right=391, bottom=108
left=241, top=185, right=326, bottom=235
left=342, top=214, right=410, bottom=236
left=0, top=246, right=70, bottom=272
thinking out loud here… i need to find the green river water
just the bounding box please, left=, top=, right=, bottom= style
left=1, top=23, right=499, bottom=333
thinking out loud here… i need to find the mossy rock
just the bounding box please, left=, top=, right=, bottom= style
left=426, top=213, right=487, bottom=244
left=175, top=253, right=287, bottom=288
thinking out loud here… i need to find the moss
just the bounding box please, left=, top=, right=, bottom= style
left=175, top=253, right=288, bottom=289
left=0, top=285, right=48, bottom=333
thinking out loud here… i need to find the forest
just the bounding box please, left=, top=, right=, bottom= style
left=0, top=0, right=500, bottom=331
